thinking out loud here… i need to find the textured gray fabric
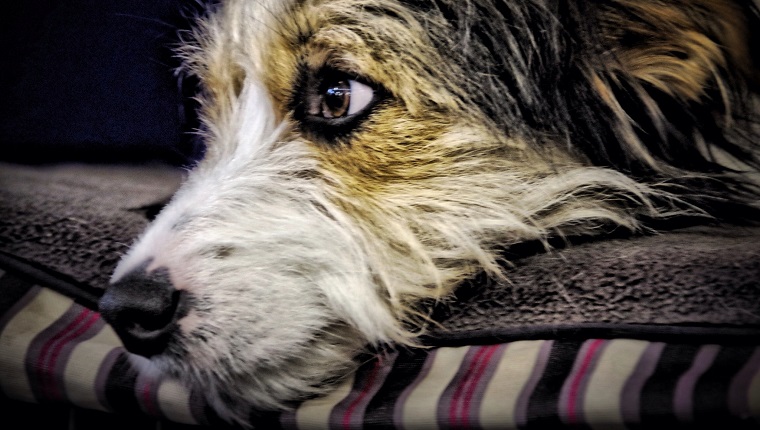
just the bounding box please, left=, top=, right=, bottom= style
left=0, top=162, right=183, bottom=289
left=432, top=226, right=760, bottom=336
left=1, top=162, right=758, bottom=335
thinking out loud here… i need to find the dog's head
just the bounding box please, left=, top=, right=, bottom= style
left=99, top=0, right=759, bottom=423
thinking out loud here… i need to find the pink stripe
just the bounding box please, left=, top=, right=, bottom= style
left=566, top=339, right=605, bottom=424
left=37, top=309, right=91, bottom=372
left=46, top=311, right=100, bottom=398
left=449, top=346, right=489, bottom=428
left=47, top=311, right=99, bottom=371
left=141, top=379, right=159, bottom=417
left=449, top=347, right=487, bottom=427
left=453, top=345, right=500, bottom=429
left=37, top=309, right=99, bottom=399
left=462, top=345, right=500, bottom=428
left=342, top=359, right=382, bottom=430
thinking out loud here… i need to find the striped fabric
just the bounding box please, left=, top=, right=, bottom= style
left=0, top=271, right=210, bottom=427
left=1, top=269, right=760, bottom=429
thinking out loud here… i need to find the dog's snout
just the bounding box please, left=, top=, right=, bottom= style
left=99, top=265, right=186, bottom=357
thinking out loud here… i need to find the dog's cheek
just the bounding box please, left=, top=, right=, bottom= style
left=308, top=105, right=535, bottom=309
left=152, top=181, right=406, bottom=349
left=313, top=105, right=462, bottom=186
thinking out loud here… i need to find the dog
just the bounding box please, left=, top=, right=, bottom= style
left=99, top=0, right=760, bottom=424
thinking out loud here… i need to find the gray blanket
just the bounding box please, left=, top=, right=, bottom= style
left=431, top=226, right=760, bottom=342
left=0, top=163, right=182, bottom=288
left=1, top=162, right=759, bottom=342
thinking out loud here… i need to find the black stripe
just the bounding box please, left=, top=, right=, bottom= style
left=103, top=353, right=143, bottom=415
left=637, top=343, right=701, bottom=429
left=0, top=270, right=35, bottom=315
left=0, top=399, right=71, bottom=430
left=694, top=346, right=758, bottom=428
left=422, top=323, right=760, bottom=348
left=328, top=351, right=396, bottom=427
left=523, top=340, right=584, bottom=429
left=200, top=405, right=235, bottom=429
left=364, top=348, right=431, bottom=429
left=246, top=409, right=283, bottom=430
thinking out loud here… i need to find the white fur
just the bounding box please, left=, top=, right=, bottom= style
left=113, top=79, right=406, bottom=420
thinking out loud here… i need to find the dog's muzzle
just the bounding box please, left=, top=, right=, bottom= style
left=99, top=263, right=187, bottom=357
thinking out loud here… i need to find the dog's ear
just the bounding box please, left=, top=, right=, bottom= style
left=578, top=0, right=760, bottom=176
left=596, top=0, right=757, bottom=103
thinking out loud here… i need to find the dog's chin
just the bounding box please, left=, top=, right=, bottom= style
left=141, top=320, right=365, bottom=425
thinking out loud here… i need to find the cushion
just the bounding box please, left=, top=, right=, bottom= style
left=1, top=162, right=759, bottom=428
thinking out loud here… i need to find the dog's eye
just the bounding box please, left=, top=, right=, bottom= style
left=292, top=68, right=384, bottom=140
left=310, top=79, right=375, bottom=119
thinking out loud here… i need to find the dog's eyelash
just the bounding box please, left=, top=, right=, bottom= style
left=291, top=67, right=385, bottom=141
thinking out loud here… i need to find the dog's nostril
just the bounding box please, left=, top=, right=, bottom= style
left=120, top=289, right=182, bottom=331
left=99, top=264, right=187, bottom=357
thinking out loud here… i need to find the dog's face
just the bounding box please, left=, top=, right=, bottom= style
left=99, top=0, right=758, bottom=423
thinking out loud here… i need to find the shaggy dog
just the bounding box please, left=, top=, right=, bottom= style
left=99, top=0, right=760, bottom=423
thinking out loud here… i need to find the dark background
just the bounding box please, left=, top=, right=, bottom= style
left=0, top=0, right=208, bottom=166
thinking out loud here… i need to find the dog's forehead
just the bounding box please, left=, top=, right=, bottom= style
left=237, top=0, right=462, bottom=117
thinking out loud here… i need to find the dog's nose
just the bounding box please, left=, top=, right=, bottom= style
left=99, top=265, right=185, bottom=357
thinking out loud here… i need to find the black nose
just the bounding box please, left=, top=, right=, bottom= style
left=99, top=264, right=186, bottom=357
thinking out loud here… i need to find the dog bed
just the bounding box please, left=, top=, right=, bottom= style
left=1, top=162, right=759, bottom=429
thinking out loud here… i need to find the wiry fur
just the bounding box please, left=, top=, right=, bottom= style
left=106, top=0, right=760, bottom=424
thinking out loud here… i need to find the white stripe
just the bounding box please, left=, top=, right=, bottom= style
left=401, top=346, right=471, bottom=430
left=479, top=340, right=545, bottom=430
left=584, top=339, right=650, bottom=430
left=295, top=373, right=356, bottom=430
left=0, top=288, right=73, bottom=402
left=63, top=325, right=122, bottom=412
left=157, top=377, right=200, bottom=425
